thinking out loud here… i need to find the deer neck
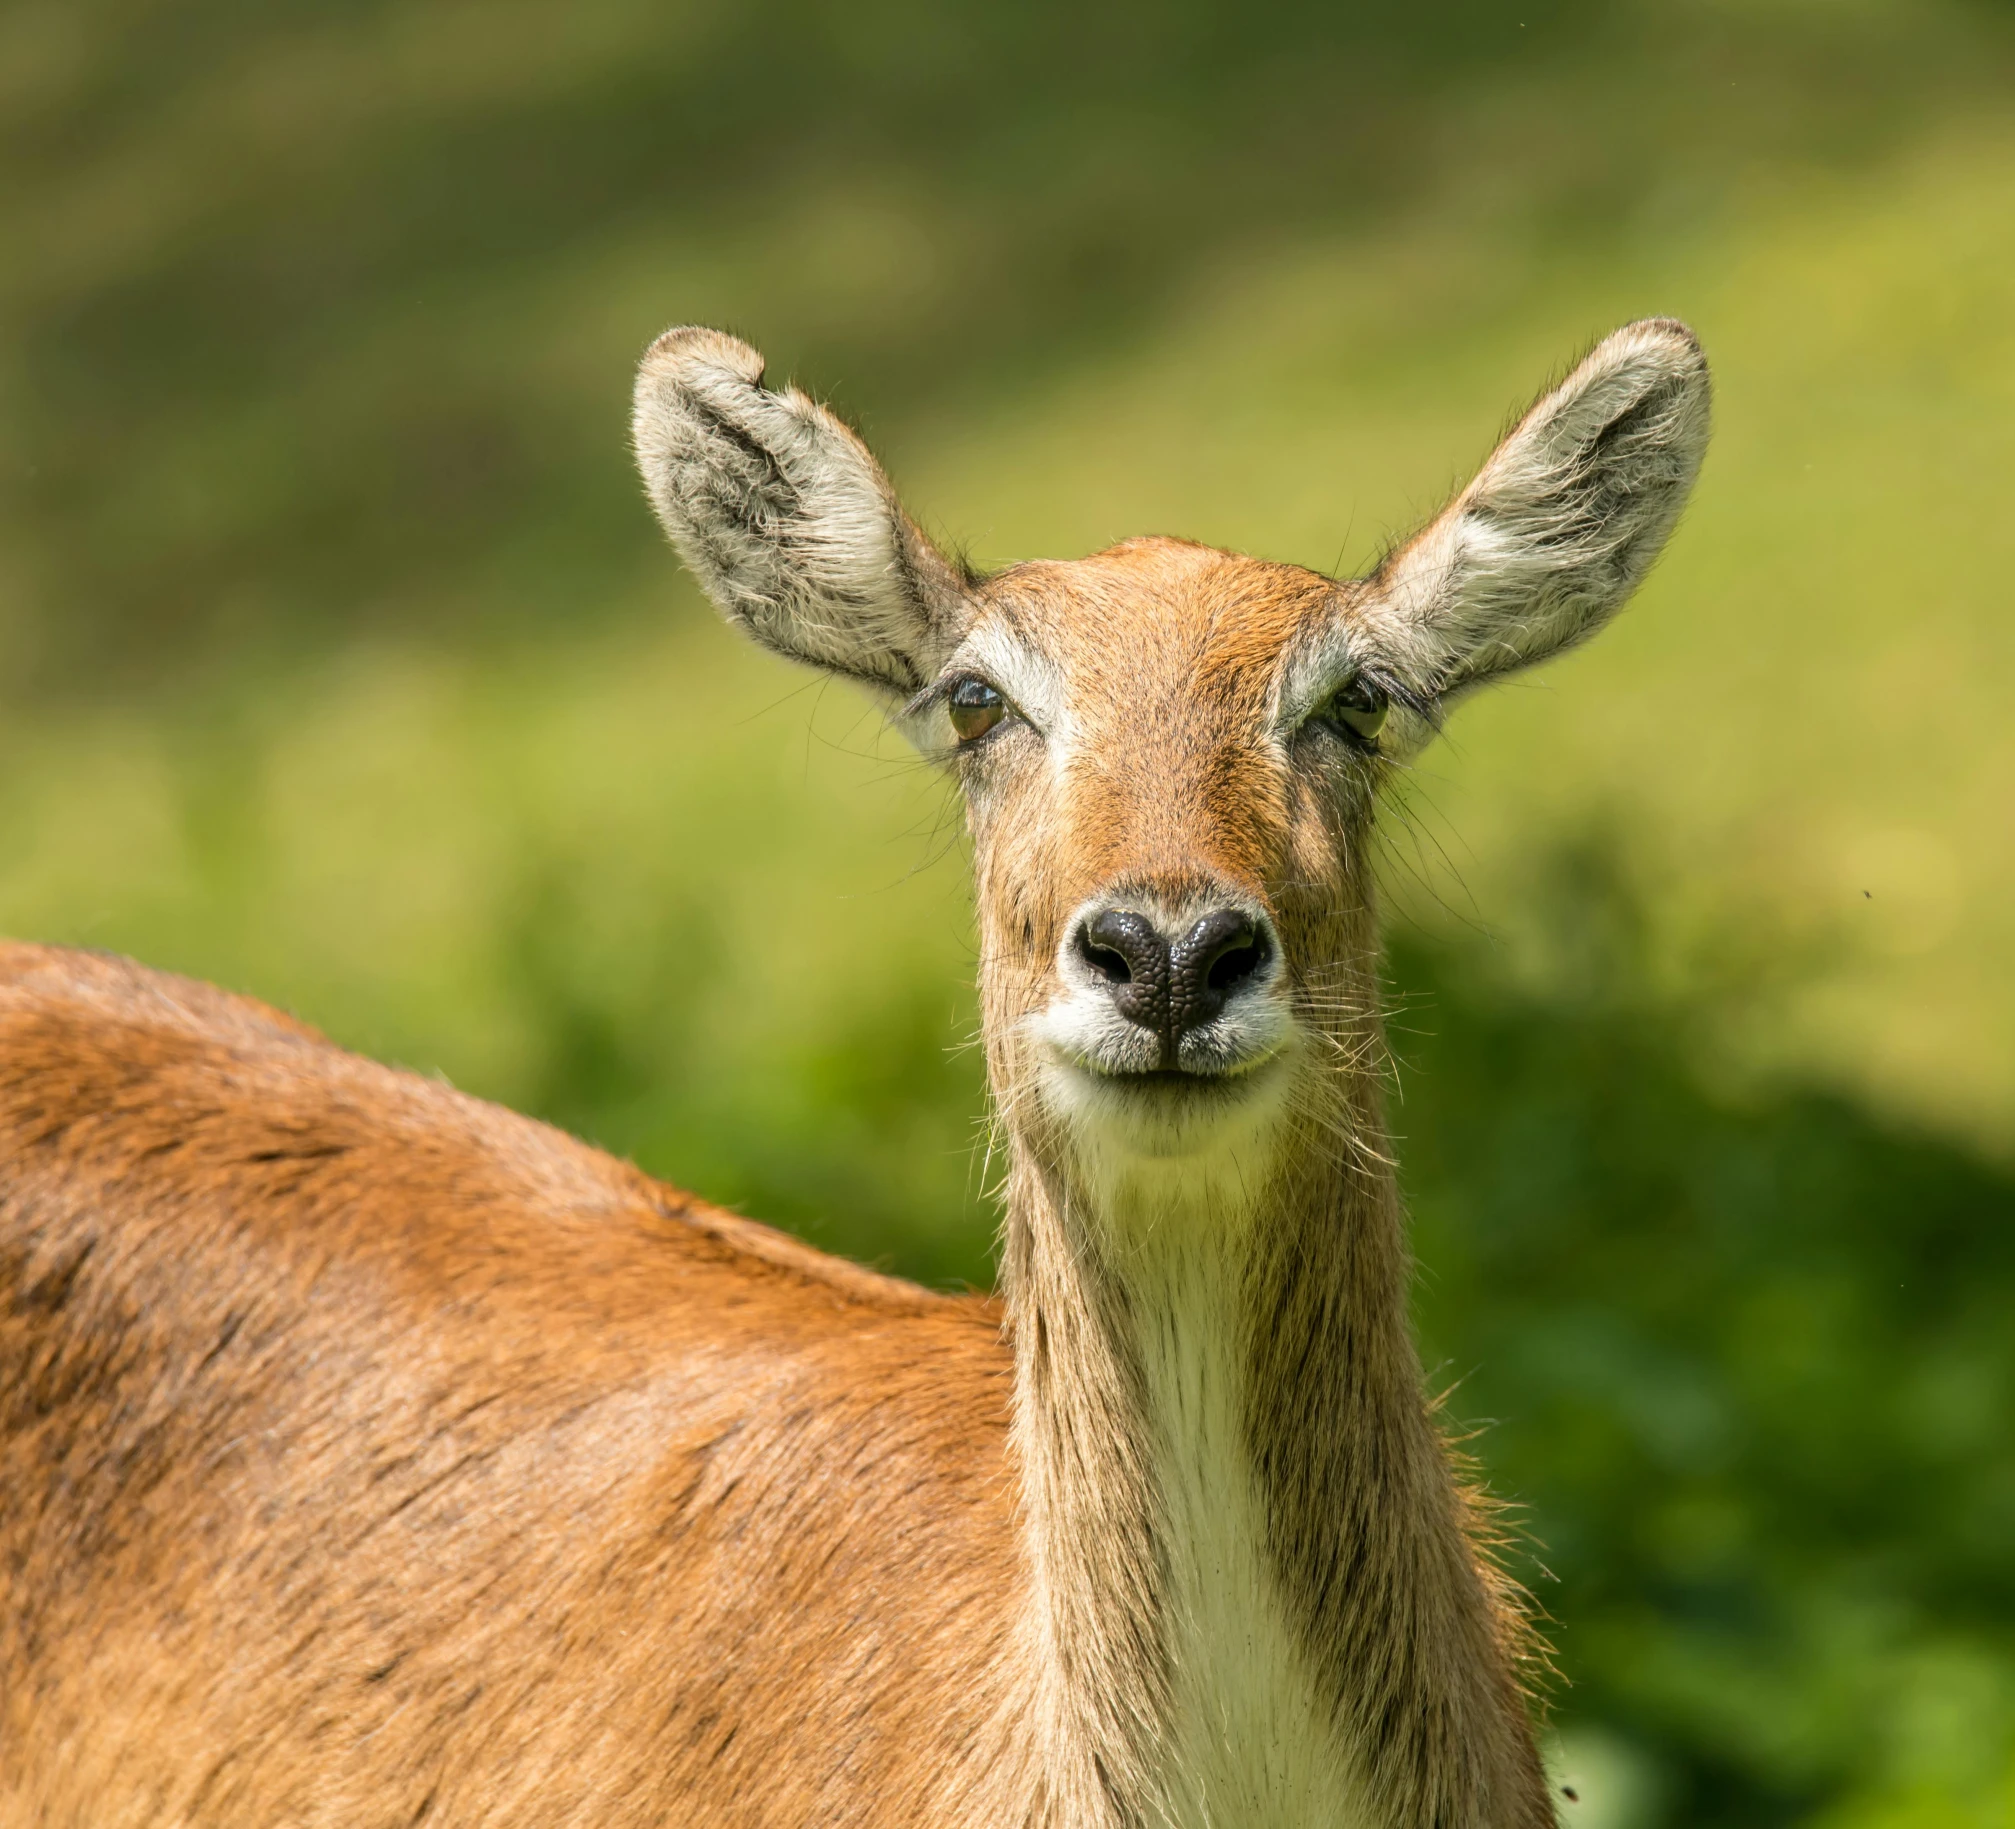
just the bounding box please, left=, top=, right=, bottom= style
left=998, top=1065, right=1545, bottom=1829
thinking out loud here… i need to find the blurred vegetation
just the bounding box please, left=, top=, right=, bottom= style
left=1396, top=860, right=2015, bottom=1827
left=5, top=2, right=2015, bottom=1823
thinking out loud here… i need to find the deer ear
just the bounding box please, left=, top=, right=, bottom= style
left=632, top=327, right=969, bottom=697
left=1360, top=319, right=1710, bottom=706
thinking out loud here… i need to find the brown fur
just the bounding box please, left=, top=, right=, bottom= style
left=2, top=320, right=1708, bottom=1825
left=0, top=945, right=1025, bottom=1825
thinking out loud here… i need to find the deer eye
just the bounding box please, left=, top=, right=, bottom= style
left=1319, top=676, right=1389, bottom=747
left=948, top=677, right=1008, bottom=744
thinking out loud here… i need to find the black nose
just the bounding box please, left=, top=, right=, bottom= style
left=1075, top=905, right=1271, bottom=1064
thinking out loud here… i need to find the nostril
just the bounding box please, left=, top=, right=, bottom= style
left=1082, top=943, right=1132, bottom=985
left=1205, top=932, right=1268, bottom=992
left=1076, top=910, right=1172, bottom=1036
left=1167, top=909, right=1272, bottom=1038
left=1080, top=911, right=1163, bottom=978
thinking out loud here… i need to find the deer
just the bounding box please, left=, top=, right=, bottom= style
left=0, top=318, right=1708, bottom=1828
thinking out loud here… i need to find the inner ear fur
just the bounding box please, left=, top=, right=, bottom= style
left=632, top=327, right=969, bottom=697
left=1359, top=318, right=1711, bottom=705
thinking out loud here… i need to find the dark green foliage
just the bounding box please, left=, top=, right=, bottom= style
left=1391, top=868, right=2015, bottom=1823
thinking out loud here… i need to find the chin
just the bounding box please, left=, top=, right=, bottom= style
left=1038, top=1048, right=1296, bottom=1175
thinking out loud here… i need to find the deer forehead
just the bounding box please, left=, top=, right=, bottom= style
left=959, top=539, right=1347, bottom=746
left=949, top=541, right=1353, bottom=907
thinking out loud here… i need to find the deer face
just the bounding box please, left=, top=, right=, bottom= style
left=923, top=542, right=1369, bottom=1170
left=634, top=323, right=1708, bottom=1179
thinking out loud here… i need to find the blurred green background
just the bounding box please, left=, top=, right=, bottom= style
left=5, top=1, right=2014, bottom=1821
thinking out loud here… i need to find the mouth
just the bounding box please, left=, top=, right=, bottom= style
left=1056, top=1050, right=1289, bottom=1107
left=1033, top=1020, right=1297, bottom=1099
left=1098, top=1067, right=1240, bottom=1091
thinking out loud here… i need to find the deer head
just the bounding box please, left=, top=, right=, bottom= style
left=633, top=322, right=1708, bottom=1225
